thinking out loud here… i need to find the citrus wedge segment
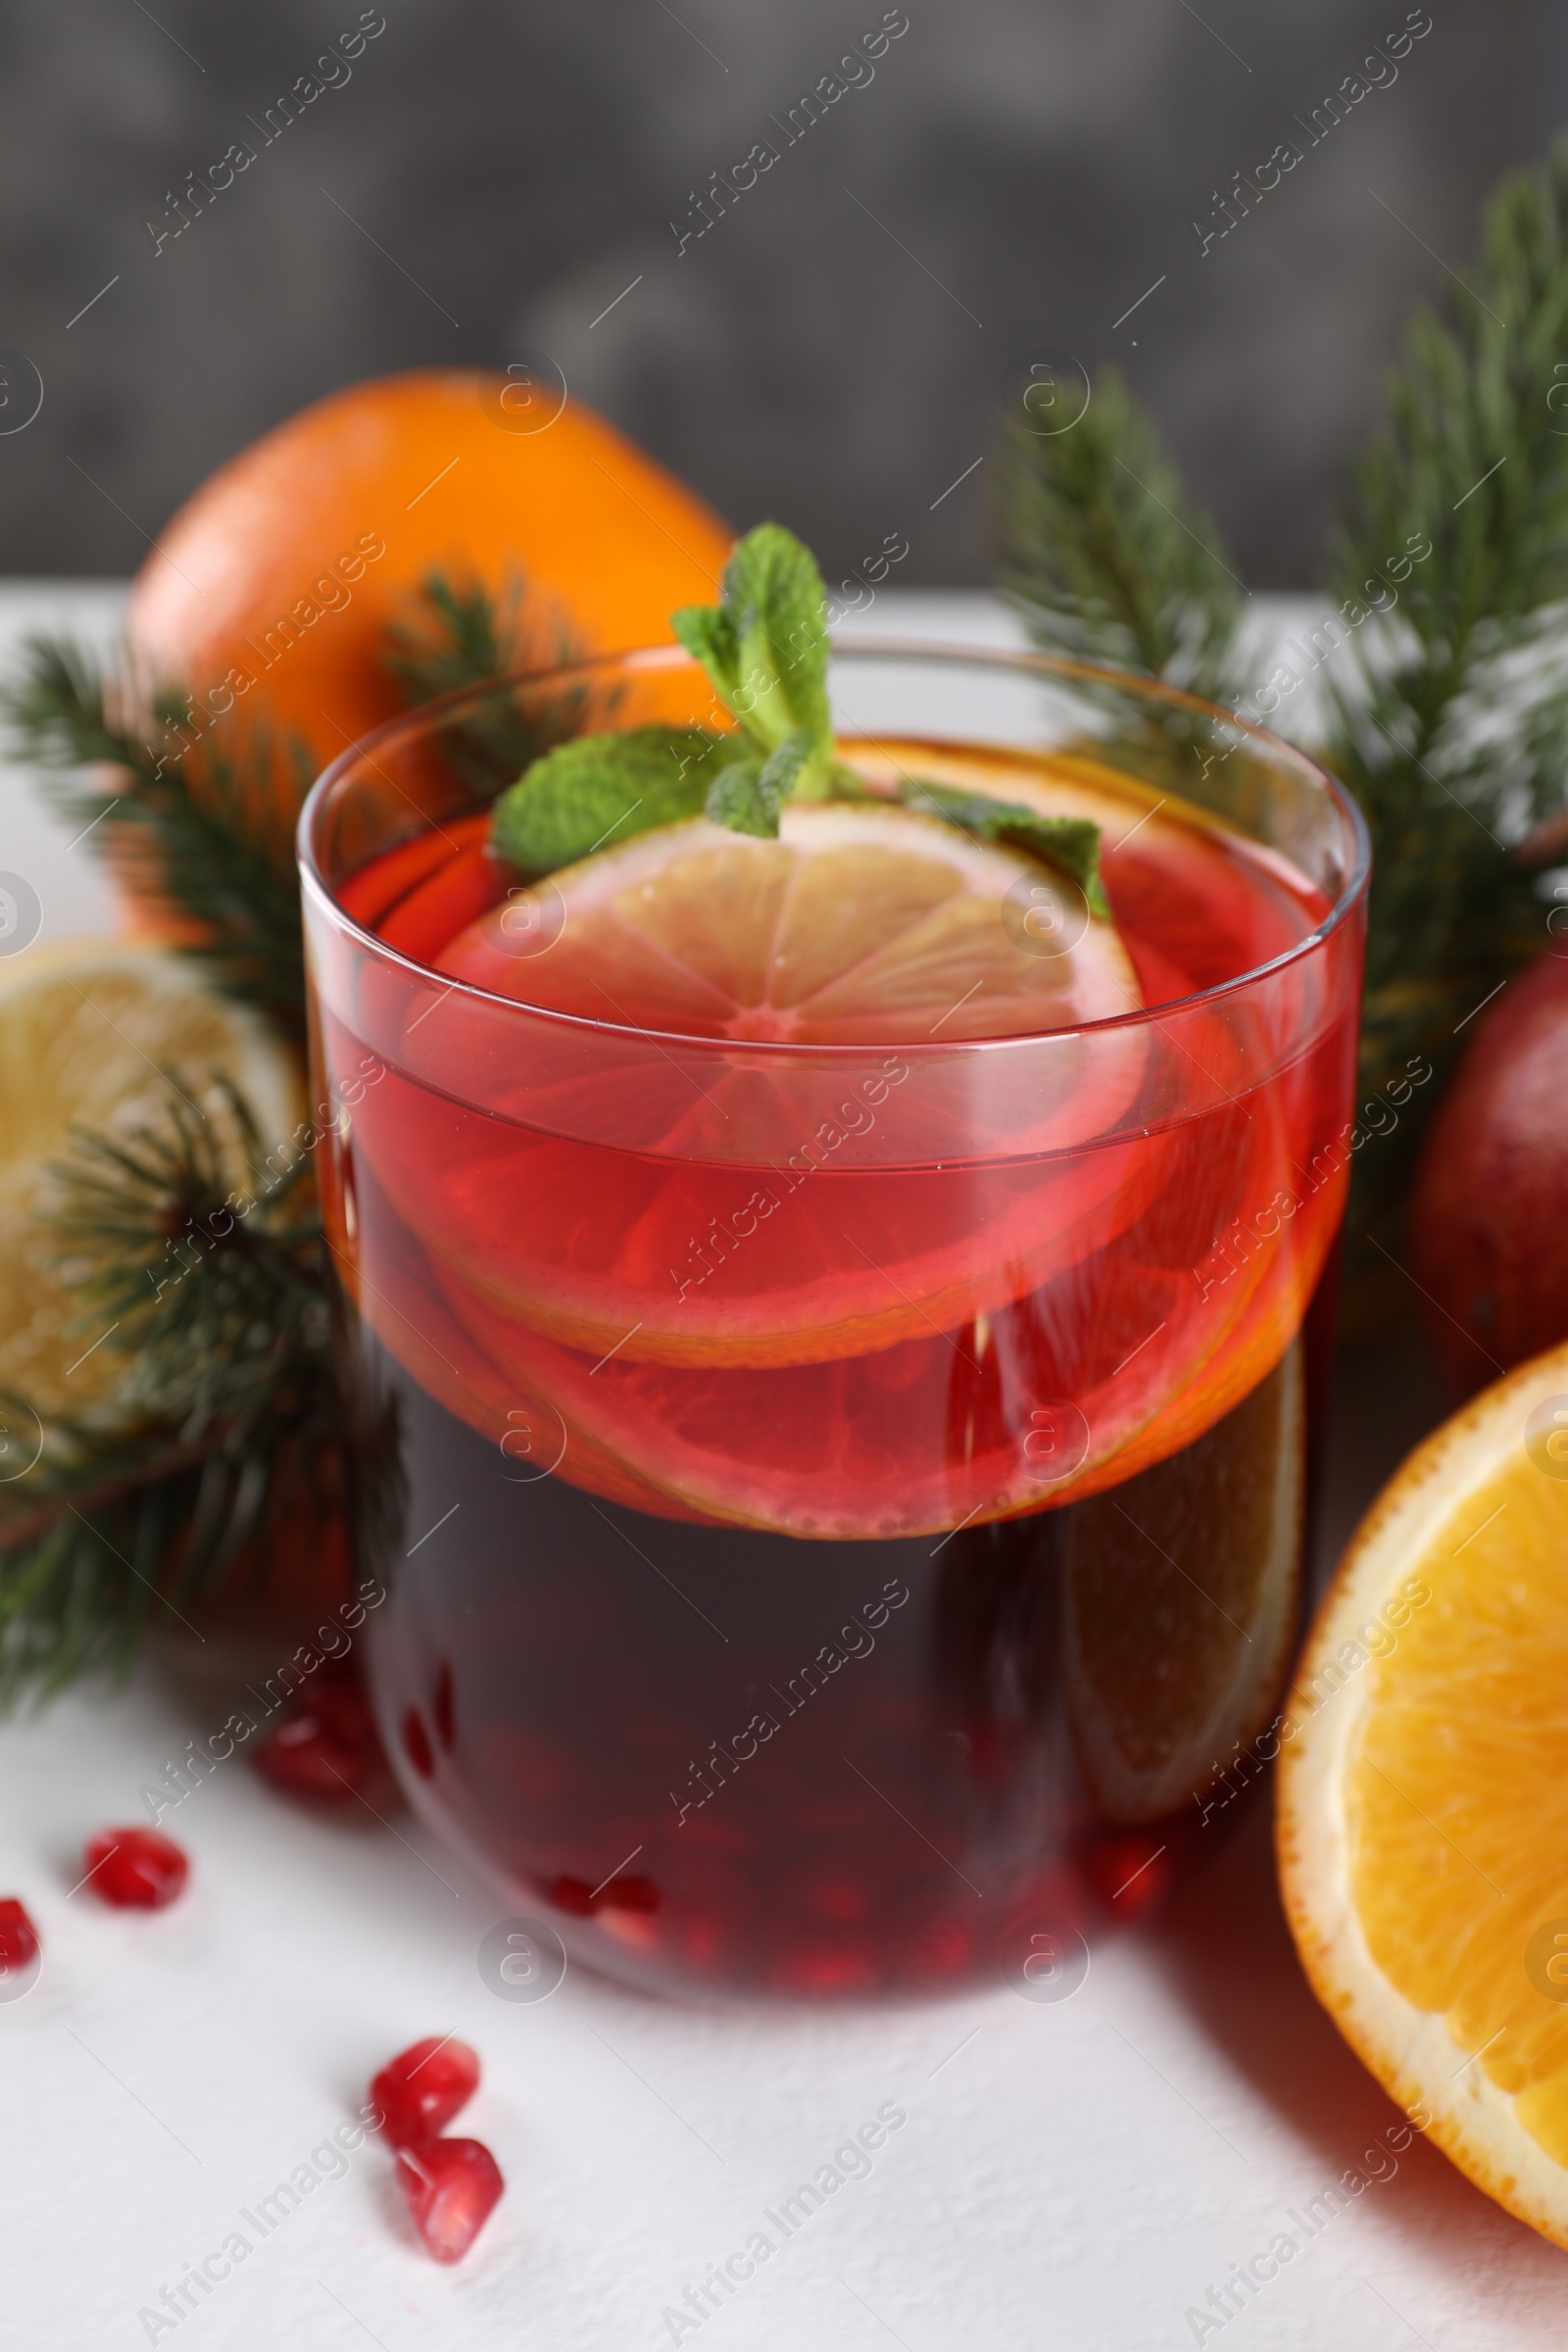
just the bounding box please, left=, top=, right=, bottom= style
left=1278, top=1339, right=1568, bottom=2250
left=1064, top=1340, right=1303, bottom=1821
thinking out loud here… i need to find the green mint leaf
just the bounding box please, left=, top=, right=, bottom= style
left=722, top=523, right=831, bottom=750
left=669, top=605, right=739, bottom=699
left=673, top=523, right=833, bottom=793
left=491, top=725, right=727, bottom=874
left=898, top=779, right=1110, bottom=918
left=704, top=729, right=814, bottom=839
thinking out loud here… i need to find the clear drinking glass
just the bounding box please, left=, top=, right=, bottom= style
left=298, top=639, right=1368, bottom=2002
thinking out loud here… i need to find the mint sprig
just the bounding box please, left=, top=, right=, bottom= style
left=704, top=729, right=815, bottom=838
left=489, top=522, right=1108, bottom=912
left=671, top=523, right=833, bottom=795
left=490, top=725, right=727, bottom=873
left=896, top=780, right=1110, bottom=917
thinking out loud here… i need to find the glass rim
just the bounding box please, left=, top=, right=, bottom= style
left=296, top=635, right=1372, bottom=1059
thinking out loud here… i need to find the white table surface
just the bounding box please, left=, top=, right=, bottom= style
left=2, top=586, right=1563, bottom=2352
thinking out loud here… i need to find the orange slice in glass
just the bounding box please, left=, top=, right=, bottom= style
left=1063, top=1339, right=1303, bottom=1820
left=387, top=802, right=1147, bottom=1370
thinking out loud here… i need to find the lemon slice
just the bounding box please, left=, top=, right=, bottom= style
left=439, top=799, right=1140, bottom=1042
left=1063, top=1339, right=1303, bottom=1820
left=1278, top=1338, right=1568, bottom=2249
left=0, top=940, right=302, bottom=1423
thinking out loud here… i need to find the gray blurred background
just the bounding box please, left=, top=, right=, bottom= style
left=0, top=0, right=1553, bottom=588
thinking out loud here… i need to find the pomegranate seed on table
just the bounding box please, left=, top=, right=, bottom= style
left=369, top=2035, right=480, bottom=2145
left=395, top=2137, right=505, bottom=2264
left=0, top=1897, right=40, bottom=1984
left=82, top=1827, right=188, bottom=1909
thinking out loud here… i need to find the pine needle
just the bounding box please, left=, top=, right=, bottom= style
left=0, top=1081, right=339, bottom=1706
left=1, top=638, right=307, bottom=1038
left=997, top=145, right=1568, bottom=1275
left=996, top=366, right=1245, bottom=697
left=380, top=565, right=595, bottom=798
left=1323, top=140, right=1568, bottom=1244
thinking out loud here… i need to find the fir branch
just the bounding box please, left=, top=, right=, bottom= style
left=1, top=637, right=306, bottom=1039
left=0, top=1410, right=302, bottom=1706
left=381, top=568, right=534, bottom=707
left=1326, top=141, right=1568, bottom=1241
left=48, top=1083, right=330, bottom=1439
left=994, top=150, right=1568, bottom=1279
left=0, top=569, right=601, bottom=1707
left=996, top=367, right=1246, bottom=698
left=381, top=566, right=593, bottom=799
left=0, top=1453, right=201, bottom=1705
left=0, top=1082, right=339, bottom=1706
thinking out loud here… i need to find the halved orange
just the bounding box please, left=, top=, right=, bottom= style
left=1278, top=1338, right=1568, bottom=2249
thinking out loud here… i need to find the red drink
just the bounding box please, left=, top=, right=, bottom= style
left=300, top=643, right=1367, bottom=2001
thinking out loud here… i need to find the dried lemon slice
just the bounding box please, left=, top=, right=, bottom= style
left=0, top=939, right=301, bottom=1422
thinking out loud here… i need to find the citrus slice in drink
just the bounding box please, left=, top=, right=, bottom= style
left=378, top=800, right=1147, bottom=1370
left=1062, top=1340, right=1303, bottom=1820
left=1278, top=1339, right=1568, bottom=2249
left=0, top=939, right=301, bottom=1422
left=438, top=800, right=1139, bottom=1043
left=409, top=1220, right=1315, bottom=1538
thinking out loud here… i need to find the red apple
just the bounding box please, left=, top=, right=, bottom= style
left=1408, top=953, right=1568, bottom=1396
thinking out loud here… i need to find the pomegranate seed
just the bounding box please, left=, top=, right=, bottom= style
left=83, top=1827, right=187, bottom=1909
left=542, top=1873, right=596, bottom=1917
left=0, top=1897, right=40, bottom=1988
left=1083, top=1830, right=1174, bottom=1921
left=600, top=1873, right=661, bottom=1914
left=432, top=1657, right=456, bottom=1752
left=402, top=1707, right=435, bottom=1780
left=253, top=1659, right=398, bottom=1809
left=369, top=2035, right=480, bottom=2146
left=395, top=2136, right=504, bottom=2263
left=538, top=1870, right=662, bottom=1918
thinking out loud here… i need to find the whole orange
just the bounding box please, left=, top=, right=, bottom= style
left=122, top=368, right=732, bottom=803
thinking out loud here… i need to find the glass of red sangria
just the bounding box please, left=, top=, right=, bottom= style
left=298, top=544, right=1367, bottom=2004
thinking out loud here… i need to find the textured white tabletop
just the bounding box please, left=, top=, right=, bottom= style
left=1, top=587, right=1563, bottom=2352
